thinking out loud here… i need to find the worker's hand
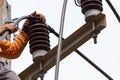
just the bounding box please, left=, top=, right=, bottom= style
left=23, top=11, right=37, bottom=26
left=0, top=24, right=17, bottom=36
left=24, top=11, right=46, bottom=26
left=34, top=13, right=46, bottom=23
left=4, top=24, right=17, bottom=33
left=22, top=11, right=46, bottom=34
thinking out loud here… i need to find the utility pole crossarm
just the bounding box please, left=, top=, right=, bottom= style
left=19, top=13, right=106, bottom=80
left=42, top=13, right=106, bottom=71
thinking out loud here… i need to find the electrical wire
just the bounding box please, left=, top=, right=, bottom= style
left=105, top=0, right=120, bottom=23
left=54, top=0, right=68, bottom=80
left=74, top=0, right=81, bottom=7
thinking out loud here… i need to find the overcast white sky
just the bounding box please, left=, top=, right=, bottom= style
left=7, top=0, right=120, bottom=80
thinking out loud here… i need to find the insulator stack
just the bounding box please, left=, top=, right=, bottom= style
left=28, top=23, right=50, bottom=62
left=81, top=0, right=103, bottom=22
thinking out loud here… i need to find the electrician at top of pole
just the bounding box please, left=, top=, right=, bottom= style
left=0, top=11, right=46, bottom=80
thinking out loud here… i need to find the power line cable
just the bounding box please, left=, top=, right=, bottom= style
left=74, top=0, right=81, bottom=7
left=105, top=0, right=120, bottom=23
left=54, top=0, right=68, bottom=80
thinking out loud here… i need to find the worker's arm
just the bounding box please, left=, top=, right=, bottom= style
left=0, top=12, right=46, bottom=59
left=0, top=31, right=28, bottom=59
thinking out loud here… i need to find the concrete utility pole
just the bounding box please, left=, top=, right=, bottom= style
left=0, top=0, right=11, bottom=69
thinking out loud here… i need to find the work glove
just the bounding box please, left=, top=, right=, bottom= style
left=0, top=23, right=17, bottom=36
left=22, top=11, right=46, bottom=34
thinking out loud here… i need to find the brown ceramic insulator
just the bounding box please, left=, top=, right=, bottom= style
left=30, top=40, right=50, bottom=47
left=30, top=45, right=50, bottom=53
left=81, top=0, right=103, bottom=14
left=29, top=32, right=49, bottom=40
left=29, top=36, right=49, bottom=43
left=28, top=23, right=50, bottom=54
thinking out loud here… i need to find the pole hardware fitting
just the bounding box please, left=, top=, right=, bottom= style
left=92, top=30, right=100, bottom=44
left=38, top=70, right=47, bottom=80
left=92, top=21, right=100, bottom=44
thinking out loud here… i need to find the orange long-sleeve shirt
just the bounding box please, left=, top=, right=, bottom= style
left=0, top=31, right=28, bottom=59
